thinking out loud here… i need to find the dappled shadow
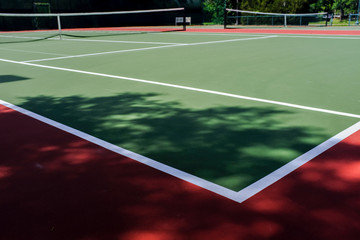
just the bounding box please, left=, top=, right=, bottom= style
left=241, top=132, right=360, bottom=240
left=0, top=75, right=29, bottom=84
left=1, top=99, right=360, bottom=240
left=18, top=93, right=325, bottom=190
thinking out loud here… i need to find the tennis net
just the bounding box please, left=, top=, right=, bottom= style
left=0, top=7, right=186, bottom=43
left=225, top=9, right=328, bottom=28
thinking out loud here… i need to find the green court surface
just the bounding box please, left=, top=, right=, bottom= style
left=0, top=31, right=359, bottom=191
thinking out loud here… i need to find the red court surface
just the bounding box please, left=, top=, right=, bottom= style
left=1, top=104, right=360, bottom=240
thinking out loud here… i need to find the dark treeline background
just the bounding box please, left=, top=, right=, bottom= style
left=0, top=0, right=206, bottom=24
left=0, top=0, right=359, bottom=24
left=0, top=0, right=199, bottom=12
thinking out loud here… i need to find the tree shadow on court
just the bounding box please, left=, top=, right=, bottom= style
left=1, top=93, right=360, bottom=240
left=17, top=92, right=325, bottom=190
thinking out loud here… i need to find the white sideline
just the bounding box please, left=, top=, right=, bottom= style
left=22, top=44, right=187, bottom=63
left=157, top=31, right=360, bottom=39
left=0, top=99, right=240, bottom=202
left=0, top=47, right=68, bottom=57
left=1, top=58, right=359, bottom=119
left=237, top=121, right=360, bottom=202
left=23, top=35, right=276, bottom=63
left=280, top=35, right=360, bottom=40
left=1, top=100, right=359, bottom=204
left=1, top=31, right=360, bottom=203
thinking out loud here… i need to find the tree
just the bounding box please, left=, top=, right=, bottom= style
left=203, top=0, right=236, bottom=23
left=310, top=0, right=334, bottom=12
left=239, top=0, right=316, bottom=13
left=310, top=0, right=358, bottom=17
left=332, top=0, right=358, bottom=18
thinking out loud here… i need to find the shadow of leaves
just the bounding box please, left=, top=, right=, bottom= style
left=19, top=92, right=324, bottom=190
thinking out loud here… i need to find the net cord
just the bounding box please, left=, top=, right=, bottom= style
left=0, top=7, right=185, bottom=17
left=226, top=8, right=327, bottom=17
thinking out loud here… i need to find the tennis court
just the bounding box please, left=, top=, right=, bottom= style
left=1, top=22, right=360, bottom=239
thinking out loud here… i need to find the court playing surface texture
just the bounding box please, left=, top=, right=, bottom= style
left=1, top=27, right=360, bottom=239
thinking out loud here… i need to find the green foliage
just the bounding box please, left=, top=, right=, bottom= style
left=203, top=0, right=226, bottom=24
left=332, top=0, right=358, bottom=15
left=203, top=0, right=359, bottom=23
left=203, top=0, right=332, bottom=24
left=203, top=0, right=237, bottom=24
left=310, top=0, right=334, bottom=12
left=310, top=0, right=358, bottom=17
left=236, top=0, right=315, bottom=13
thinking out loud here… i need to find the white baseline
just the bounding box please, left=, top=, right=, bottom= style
left=1, top=57, right=360, bottom=203
left=1, top=99, right=359, bottom=204
left=1, top=58, right=359, bottom=119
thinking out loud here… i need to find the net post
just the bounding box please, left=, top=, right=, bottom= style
left=284, top=14, right=287, bottom=27
left=349, top=14, right=352, bottom=26
left=57, top=15, right=62, bottom=40
left=325, top=12, right=328, bottom=26
left=182, top=8, right=186, bottom=31
left=224, top=8, right=228, bottom=29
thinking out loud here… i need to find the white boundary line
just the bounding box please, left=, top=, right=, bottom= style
left=22, top=44, right=186, bottom=63
left=0, top=47, right=68, bottom=57
left=23, top=35, right=276, bottom=63
left=0, top=34, right=49, bottom=40
left=237, top=120, right=360, bottom=202
left=1, top=56, right=360, bottom=203
left=279, top=35, right=360, bottom=40
left=1, top=32, right=359, bottom=203
left=154, top=32, right=269, bottom=37
left=1, top=100, right=359, bottom=204
left=158, top=31, right=360, bottom=39
left=182, top=35, right=277, bottom=45
left=0, top=99, right=240, bottom=202
left=1, top=57, right=359, bottom=119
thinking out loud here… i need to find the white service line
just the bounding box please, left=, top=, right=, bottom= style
left=22, top=44, right=186, bottom=63
left=0, top=47, right=68, bottom=57
left=153, top=32, right=267, bottom=37
left=158, top=31, right=360, bottom=38
left=0, top=99, right=240, bottom=203
left=1, top=57, right=360, bottom=119
left=23, top=35, right=276, bottom=63
left=181, top=35, right=277, bottom=46
left=0, top=34, right=51, bottom=40
left=279, top=35, right=360, bottom=40
left=236, top=120, right=360, bottom=203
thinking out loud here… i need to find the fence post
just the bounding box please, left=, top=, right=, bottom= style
left=349, top=13, right=352, bottom=26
